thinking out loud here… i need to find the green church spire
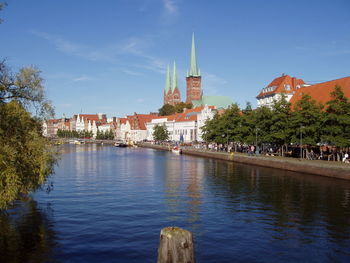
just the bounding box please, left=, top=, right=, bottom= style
left=189, top=33, right=200, bottom=77
left=172, top=61, right=178, bottom=92
left=165, top=64, right=171, bottom=93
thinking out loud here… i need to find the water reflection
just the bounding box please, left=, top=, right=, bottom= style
left=163, top=154, right=204, bottom=230
left=2, top=146, right=350, bottom=262
left=0, top=198, right=58, bottom=263
left=204, top=160, right=350, bottom=259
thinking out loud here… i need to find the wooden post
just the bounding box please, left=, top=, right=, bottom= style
left=157, top=227, right=195, bottom=263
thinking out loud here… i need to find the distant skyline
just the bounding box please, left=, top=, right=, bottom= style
left=1, top=0, right=350, bottom=118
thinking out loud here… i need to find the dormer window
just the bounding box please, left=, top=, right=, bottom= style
left=285, top=84, right=291, bottom=91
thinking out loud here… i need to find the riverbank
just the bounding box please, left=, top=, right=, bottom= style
left=138, top=143, right=350, bottom=180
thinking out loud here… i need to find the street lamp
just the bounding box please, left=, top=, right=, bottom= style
left=300, top=125, right=304, bottom=160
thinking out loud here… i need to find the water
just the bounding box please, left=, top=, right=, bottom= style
left=1, top=144, right=350, bottom=263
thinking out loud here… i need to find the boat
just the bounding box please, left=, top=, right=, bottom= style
left=114, top=142, right=128, bottom=147
left=171, top=146, right=182, bottom=154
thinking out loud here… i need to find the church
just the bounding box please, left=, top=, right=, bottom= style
left=163, top=34, right=233, bottom=109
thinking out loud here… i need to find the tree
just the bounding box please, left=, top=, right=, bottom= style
left=201, top=112, right=222, bottom=143
left=0, top=61, right=56, bottom=210
left=290, top=94, right=323, bottom=146
left=159, top=104, right=176, bottom=116
left=240, top=102, right=256, bottom=145
left=0, top=61, right=54, bottom=120
left=153, top=124, right=169, bottom=141
left=0, top=2, right=6, bottom=24
left=175, top=102, right=192, bottom=113
left=321, top=85, right=350, bottom=147
left=254, top=106, right=273, bottom=144
left=270, top=95, right=293, bottom=155
left=0, top=101, right=56, bottom=209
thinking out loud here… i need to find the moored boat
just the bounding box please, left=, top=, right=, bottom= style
left=171, top=146, right=182, bottom=154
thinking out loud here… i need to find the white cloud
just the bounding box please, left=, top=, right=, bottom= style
left=32, top=31, right=167, bottom=74
left=163, top=0, right=178, bottom=14
left=73, top=76, right=93, bottom=82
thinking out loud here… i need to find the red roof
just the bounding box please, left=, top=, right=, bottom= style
left=290, top=76, right=350, bottom=108
left=257, top=75, right=305, bottom=98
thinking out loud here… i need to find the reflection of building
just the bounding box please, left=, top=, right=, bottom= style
left=146, top=105, right=215, bottom=142
left=163, top=153, right=204, bottom=225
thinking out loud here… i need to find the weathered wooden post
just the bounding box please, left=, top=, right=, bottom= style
left=157, top=227, right=195, bottom=263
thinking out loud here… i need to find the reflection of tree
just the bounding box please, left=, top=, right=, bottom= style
left=206, top=160, right=350, bottom=244
left=0, top=198, right=57, bottom=263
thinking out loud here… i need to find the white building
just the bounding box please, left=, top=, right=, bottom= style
left=146, top=105, right=215, bottom=142
left=256, top=74, right=308, bottom=108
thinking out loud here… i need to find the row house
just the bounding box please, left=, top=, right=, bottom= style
left=115, top=113, right=159, bottom=142
left=145, top=105, right=215, bottom=143
left=70, top=113, right=108, bottom=138
left=43, top=118, right=70, bottom=137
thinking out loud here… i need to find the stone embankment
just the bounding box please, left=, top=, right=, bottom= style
left=139, top=143, right=350, bottom=180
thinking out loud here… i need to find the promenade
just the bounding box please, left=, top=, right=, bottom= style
left=139, top=143, right=350, bottom=180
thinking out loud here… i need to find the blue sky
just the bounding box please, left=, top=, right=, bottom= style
left=1, top=0, right=350, bottom=118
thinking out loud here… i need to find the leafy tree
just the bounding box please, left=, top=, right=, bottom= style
left=240, top=102, right=256, bottom=145
left=201, top=112, right=222, bottom=143
left=223, top=103, right=243, bottom=144
left=158, top=104, right=175, bottom=116
left=254, top=106, right=273, bottom=144
left=0, top=101, right=56, bottom=209
left=0, top=2, right=6, bottom=24
left=321, top=85, right=350, bottom=147
left=175, top=102, right=192, bottom=113
left=270, top=95, right=293, bottom=155
left=0, top=61, right=56, bottom=210
left=153, top=124, right=169, bottom=141
left=290, top=94, right=323, bottom=146
left=0, top=61, right=54, bottom=119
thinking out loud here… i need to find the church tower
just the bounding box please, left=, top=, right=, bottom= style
left=186, top=33, right=202, bottom=104
left=171, top=61, right=181, bottom=105
left=164, top=65, right=172, bottom=105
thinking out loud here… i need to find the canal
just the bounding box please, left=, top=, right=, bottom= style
left=1, top=144, right=350, bottom=262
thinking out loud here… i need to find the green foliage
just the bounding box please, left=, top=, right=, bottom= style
left=321, top=85, right=350, bottom=147
left=57, top=129, right=93, bottom=139
left=175, top=102, right=192, bottom=113
left=269, top=95, right=293, bottom=147
left=201, top=86, right=350, bottom=153
left=290, top=94, right=323, bottom=145
left=254, top=106, right=273, bottom=143
left=153, top=124, right=169, bottom=141
left=0, top=61, right=54, bottom=120
left=96, top=129, right=114, bottom=140
left=158, top=104, right=175, bottom=116
left=0, top=61, right=56, bottom=210
left=0, top=101, right=56, bottom=210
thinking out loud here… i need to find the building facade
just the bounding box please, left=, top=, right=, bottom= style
left=146, top=105, right=215, bottom=142
left=256, top=74, right=307, bottom=108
